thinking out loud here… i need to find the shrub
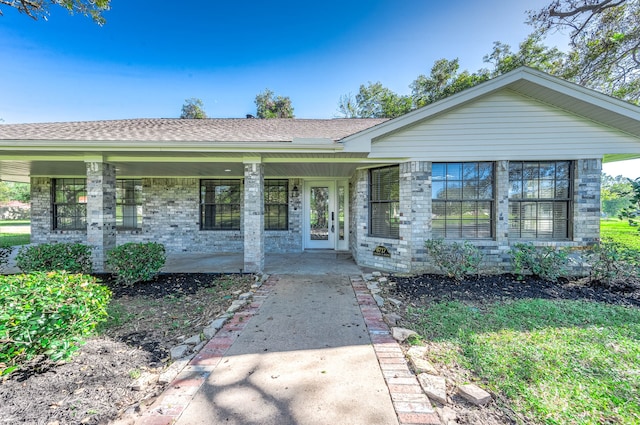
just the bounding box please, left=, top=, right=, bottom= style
left=106, top=242, right=166, bottom=285
left=509, top=243, right=569, bottom=282
left=586, top=238, right=640, bottom=287
left=0, top=246, right=12, bottom=272
left=424, top=239, right=483, bottom=281
left=0, top=272, right=111, bottom=375
left=16, top=243, right=92, bottom=273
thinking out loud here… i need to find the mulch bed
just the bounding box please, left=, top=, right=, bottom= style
left=389, top=273, right=640, bottom=308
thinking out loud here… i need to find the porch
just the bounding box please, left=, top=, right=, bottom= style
left=3, top=250, right=366, bottom=276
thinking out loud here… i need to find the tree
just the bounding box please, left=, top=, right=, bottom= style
left=601, top=173, right=633, bottom=217
left=254, top=89, right=294, bottom=118
left=0, top=182, right=30, bottom=203
left=0, top=0, right=110, bottom=24
left=180, top=98, right=207, bottom=119
left=411, top=59, right=490, bottom=109
left=340, top=82, right=412, bottom=118
left=484, top=34, right=566, bottom=76
left=528, top=0, right=640, bottom=103
left=619, top=177, right=640, bottom=230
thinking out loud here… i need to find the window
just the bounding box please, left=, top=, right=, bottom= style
left=200, top=180, right=241, bottom=230
left=116, top=179, right=142, bottom=230
left=508, top=161, right=571, bottom=239
left=369, top=166, right=399, bottom=239
left=53, top=178, right=87, bottom=230
left=432, top=162, right=494, bottom=239
left=264, top=179, right=288, bottom=230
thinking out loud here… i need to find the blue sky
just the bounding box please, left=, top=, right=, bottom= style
left=0, top=0, right=638, bottom=177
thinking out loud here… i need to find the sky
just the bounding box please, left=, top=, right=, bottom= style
left=0, top=0, right=638, bottom=178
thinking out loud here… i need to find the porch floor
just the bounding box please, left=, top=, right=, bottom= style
left=2, top=250, right=367, bottom=275
left=162, top=251, right=365, bottom=275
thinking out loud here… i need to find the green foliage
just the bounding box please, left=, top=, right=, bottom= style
left=339, top=82, right=412, bottom=118
left=0, top=182, right=30, bottom=202
left=619, top=176, right=640, bottom=230
left=16, top=243, right=92, bottom=273
left=529, top=0, right=640, bottom=103
left=602, top=173, right=633, bottom=217
left=411, top=58, right=490, bottom=108
left=424, top=239, right=483, bottom=281
left=509, top=242, right=569, bottom=282
left=0, top=272, right=111, bottom=375
left=587, top=238, right=640, bottom=287
left=0, top=0, right=111, bottom=25
left=408, top=298, right=640, bottom=424
left=180, top=97, right=207, bottom=119
left=339, top=1, right=640, bottom=119
left=106, top=242, right=166, bottom=285
left=255, top=88, right=294, bottom=118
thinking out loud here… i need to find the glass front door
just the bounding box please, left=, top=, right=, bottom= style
left=305, top=181, right=335, bottom=249
left=304, top=180, right=349, bottom=250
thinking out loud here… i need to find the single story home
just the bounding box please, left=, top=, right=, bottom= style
left=1, top=67, right=639, bottom=273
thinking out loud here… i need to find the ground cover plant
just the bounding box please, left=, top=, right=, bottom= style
left=0, top=272, right=111, bottom=376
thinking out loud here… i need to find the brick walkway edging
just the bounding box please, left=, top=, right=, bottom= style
left=135, top=276, right=278, bottom=425
left=350, top=276, right=442, bottom=425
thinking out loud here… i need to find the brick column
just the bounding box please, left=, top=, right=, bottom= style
left=243, top=161, right=264, bottom=273
left=399, top=161, right=431, bottom=272
left=86, top=161, right=116, bottom=272
left=495, top=161, right=510, bottom=245
left=573, top=158, right=602, bottom=245
left=29, top=177, right=53, bottom=245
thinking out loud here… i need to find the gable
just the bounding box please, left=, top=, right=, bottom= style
left=369, top=89, right=640, bottom=161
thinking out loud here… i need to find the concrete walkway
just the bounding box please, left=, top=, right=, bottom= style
left=135, top=274, right=441, bottom=425
left=178, top=275, right=398, bottom=425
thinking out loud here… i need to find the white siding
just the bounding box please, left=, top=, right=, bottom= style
left=370, top=90, right=640, bottom=161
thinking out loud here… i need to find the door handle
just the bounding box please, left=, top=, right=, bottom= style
left=331, top=212, right=335, bottom=221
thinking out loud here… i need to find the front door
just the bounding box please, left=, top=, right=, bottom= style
left=305, top=181, right=335, bottom=249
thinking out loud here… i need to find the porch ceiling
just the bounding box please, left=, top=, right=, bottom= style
left=0, top=152, right=399, bottom=182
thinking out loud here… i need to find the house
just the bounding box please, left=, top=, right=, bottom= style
left=1, top=67, right=639, bottom=274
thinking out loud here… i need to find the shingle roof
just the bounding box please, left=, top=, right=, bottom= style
left=0, top=118, right=389, bottom=142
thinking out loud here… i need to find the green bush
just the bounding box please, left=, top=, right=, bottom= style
left=0, top=272, right=111, bottom=375
left=509, top=243, right=569, bottom=282
left=424, top=239, right=483, bottom=281
left=16, top=243, right=92, bottom=273
left=106, top=242, right=166, bottom=285
left=587, top=238, right=640, bottom=287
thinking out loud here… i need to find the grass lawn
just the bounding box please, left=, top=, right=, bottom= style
left=0, top=219, right=30, bottom=226
left=409, top=300, right=640, bottom=424
left=0, top=233, right=29, bottom=247
left=601, top=219, right=640, bottom=251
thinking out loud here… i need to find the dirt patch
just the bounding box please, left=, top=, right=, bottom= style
left=0, top=273, right=254, bottom=425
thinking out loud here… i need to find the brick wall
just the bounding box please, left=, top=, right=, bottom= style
left=32, top=176, right=303, bottom=255
left=349, top=159, right=603, bottom=274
